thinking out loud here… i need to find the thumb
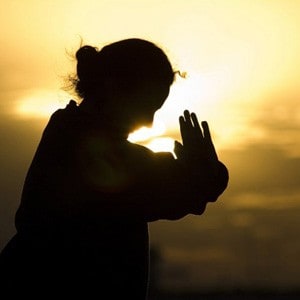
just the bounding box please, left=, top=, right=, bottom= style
left=174, top=140, right=184, bottom=159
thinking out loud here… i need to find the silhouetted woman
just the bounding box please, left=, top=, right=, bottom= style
left=0, top=38, right=228, bottom=299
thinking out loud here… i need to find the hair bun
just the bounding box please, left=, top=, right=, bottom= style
left=76, top=45, right=98, bottom=61
left=76, top=46, right=99, bottom=81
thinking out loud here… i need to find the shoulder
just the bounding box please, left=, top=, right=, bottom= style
left=43, top=100, right=80, bottom=135
left=48, top=100, right=78, bottom=124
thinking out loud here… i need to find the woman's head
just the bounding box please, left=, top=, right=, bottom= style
left=74, top=38, right=175, bottom=132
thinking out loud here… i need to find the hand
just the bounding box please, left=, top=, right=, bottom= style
left=174, top=110, right=219, bottom=178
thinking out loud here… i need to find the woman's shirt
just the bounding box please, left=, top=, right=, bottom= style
left=13, top=100, right=228, bottom=298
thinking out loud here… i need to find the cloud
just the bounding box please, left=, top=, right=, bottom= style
left=216, top=92, right=300, bottom=207
left=246, top=93, right=300, bottom=157
left=1, top=98, right=300, bottom=294
left=221, top=144, right=300, bottom=197
left=149, top=140, right=300, bottom=291
left=150, top=205, right=300, bottom=291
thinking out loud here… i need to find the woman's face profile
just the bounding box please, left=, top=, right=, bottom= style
left=119, top=82, right=170, bottom=132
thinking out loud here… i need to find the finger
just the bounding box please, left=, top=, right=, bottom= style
left=201, top=121, right=219, bottom=160
left=191, top=112, right=204, bottom=138
left=183, top=110, right=193, bottom=128
left=183, top=109, right=190, bottom=120
left=174, top=140, right=184, bottom=159
left=179, top=115, right=185, bottom=131
left=201, top=121, right=212, bottom=141
left=180, top=111, right=194, bottom=145
left=179, top=115, right=190, bottom=146
left=190, top=112, right=200, bottom=129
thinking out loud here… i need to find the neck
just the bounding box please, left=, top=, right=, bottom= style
left=79, top=99, right=131, bottom=140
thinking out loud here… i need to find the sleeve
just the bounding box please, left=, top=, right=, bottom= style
left=186, top=160, right=229, bottom=215
left=72, top=145, right=229, bottom=222
left=140, top=153, right=229, bottom=221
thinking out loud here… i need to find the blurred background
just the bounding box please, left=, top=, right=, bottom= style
left=1, top=1, right=300, bottom=298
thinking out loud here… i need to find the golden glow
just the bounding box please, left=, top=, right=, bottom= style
left=128, top=120, right=176, bottom=154
left=144, top=137, right=175, bottom=154
left=7, top=0, right=300, bottom=154
left=128, top=120, right=166, bottom=143
left=2, top=2, right=300, bottom=290
left=15, top=90, right=70, bottom=119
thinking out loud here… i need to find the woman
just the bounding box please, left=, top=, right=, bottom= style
left=0, top=38, right=228, bottom=299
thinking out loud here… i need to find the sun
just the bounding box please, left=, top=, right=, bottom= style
left=144, top=137, right=176, bottom=155
left=128, top=120, right=176, bottom=155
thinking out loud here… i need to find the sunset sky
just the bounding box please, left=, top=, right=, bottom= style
left=1, top=0, right=300, bottom=293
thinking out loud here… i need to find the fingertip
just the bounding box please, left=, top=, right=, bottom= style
left=201, top=121, right=208, bottom=127
left=201, top=121, right=212, bottom=138
left=183, top=110, right=190, bottom=118
left=190, top=112, right=198, bottom=120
